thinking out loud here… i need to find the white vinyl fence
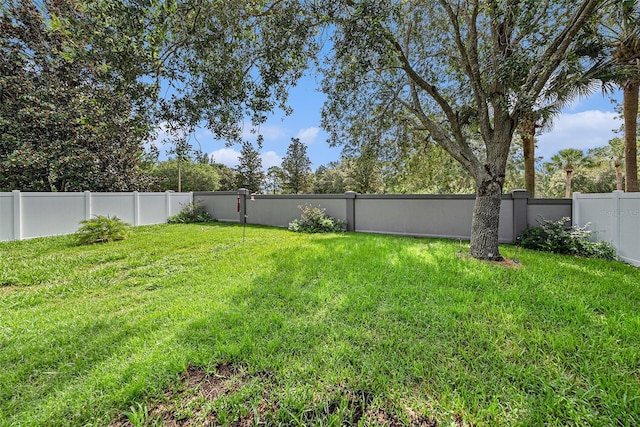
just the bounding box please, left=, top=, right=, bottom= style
left=573, top=191, right=640, bottom=267
left=0, top=191, right=193, bottom=242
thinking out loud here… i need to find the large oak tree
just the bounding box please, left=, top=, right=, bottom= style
left=321, top=0, right=603, bottom=259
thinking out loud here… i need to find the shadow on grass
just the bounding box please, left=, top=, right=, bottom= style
left=3, top=225, right=637, bottom=426
left=175, top=230, right=640, bottom=426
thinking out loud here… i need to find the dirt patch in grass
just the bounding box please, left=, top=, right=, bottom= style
left=456, top=252, right=523, bottom=269
left=305, top=387, right=437, bottom=426
left=110, top=363, right=267, bottom=427
left=490, top=257, right=523, bottom=268
left=0, top=281, right=28, bottom=295
left=110, top=365, right=439, bottom=426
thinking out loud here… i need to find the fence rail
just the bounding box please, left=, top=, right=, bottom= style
left=573, top=191, right=640, bottom=267
left=0, top=191, right=192, bottom=242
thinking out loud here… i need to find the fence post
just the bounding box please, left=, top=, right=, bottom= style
left=133, top=191, right=140, bottom=226
left=84, top=191, right=92, bottom=220
left=572, top=192, right=583, bottom=227
left=345, top=191, right=357, bottom=232
left=165, top=190, right=172, bottom=218
left=12, top=190, right=21, bottom=241
left=238, top=188, right=249, bottom=224
left=613, top=190, right=623, bottom=252
left=511, top=190, right=530, bottom=242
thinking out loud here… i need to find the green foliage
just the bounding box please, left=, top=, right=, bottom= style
left=123, top=402, right=149, bottom=427
left=148, top=160, right=219, bottom=192
left=75, top=215, right=131, bottom=245
left=383, top=144, right=477, bottom=194
left=0, top=1, right=155, bottom=192
left=519, top=216, right=617, bottom=259
left=342, top=143, right=384, bottom=194
left=264, top=165, right=285, bottom=194
left=235, top=138, right=264, bottom=192
left=167, top=201, right=214, bottom=224
left=150, top=1, right=316, bottom=142
left=282, top=137, right=312, bottom=194
left=313, top=163, right=347, bottom=194
left=214, top=163, right=239, bottom=191
left=288, top=205, right=346, bottom=233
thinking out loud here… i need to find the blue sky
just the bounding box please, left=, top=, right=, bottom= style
left=154, top=74, right=623, bottom=172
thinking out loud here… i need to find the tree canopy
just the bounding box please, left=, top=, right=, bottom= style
left=0, top=0, right=319, bottom=191
left=320, top=0, right=604, bottom=259
left=0, top=0, right=155, bottom=191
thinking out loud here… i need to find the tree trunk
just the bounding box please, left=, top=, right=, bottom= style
left=623, top=81, right=639, bottom=192
left=469, top=165, right=506, bottom=261
left=521, top=114, right=536, bottom=197
left=565, top=169, right=573, bottom=198
left=470, top=189, right=503, bottom=260
left=615, top=163, right=624, bottom=191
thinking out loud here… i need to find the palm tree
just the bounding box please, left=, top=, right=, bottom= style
left=517, top=32, right=612, bottom=198
left=604, top=1, right=640, bottom=192
left=547, top=148, right=593, bottom=198
left=590, top=137, right=626, bottom=190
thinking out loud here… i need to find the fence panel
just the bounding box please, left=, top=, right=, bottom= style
left=353, top=195, right=516, bottom=242
left=526, top=199, right=573, bottom=227
left=573, top=191, right=640, bottom=267
left=20, top=192, right=87, bottom=239
left=250, top=195, right=346, bottom=228
left=0, top=193, right=15, bottom=241
left=168, top=193, right=192, bottom=217
left=354, top=196, right=475, bottom=239
left=91, top=193, right=138, bottom=224
left=195, top=192, right=240, bottom=223
left=618, top=194, right=640, bottom=266
left=0, top=191, right=192, bottom=242
left=139, top=193, right=170, bottom=225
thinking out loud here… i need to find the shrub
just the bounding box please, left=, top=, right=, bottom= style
left=75, top=215, right=131, bottom=245
left=288, top=204, right=346, bottom=233
left=167, top=201, right=214, bottom=224
left=519, top=216, right=617, bottom=260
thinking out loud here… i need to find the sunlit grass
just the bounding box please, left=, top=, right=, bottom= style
left=1, top=223, right=638, bottom=426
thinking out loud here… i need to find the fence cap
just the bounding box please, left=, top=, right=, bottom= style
left=510, top=190, right=530, bottom=199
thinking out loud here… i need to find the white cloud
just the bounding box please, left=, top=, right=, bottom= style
left=296, top=127, right=320, bottom=145
left=536, top=110, right=621, bottom=160
left=261, top=151, right=283, bottom=169
left=210, top=148, right=241, bottom=168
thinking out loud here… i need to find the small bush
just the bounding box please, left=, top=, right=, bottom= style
left=75, top=215, right=131, bottom=245
left=167, top=201, right=214, bottom=224
left=288, top=205, right=346, bottom=233
left=519, top=216, right=617, bottom=260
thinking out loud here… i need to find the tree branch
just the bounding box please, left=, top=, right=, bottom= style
left=525, top=0, right=602, bottom=104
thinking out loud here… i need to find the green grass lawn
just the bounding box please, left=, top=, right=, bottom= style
left=1, top=223, right=638, bottom=426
